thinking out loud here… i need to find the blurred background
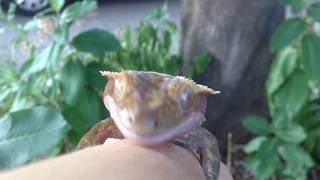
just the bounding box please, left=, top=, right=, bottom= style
left=0, top=0, right=319, bottom=179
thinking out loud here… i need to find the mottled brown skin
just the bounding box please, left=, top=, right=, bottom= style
left=77, top=71, right=220, bottom=180
left=76, top=118, right=123, bottom=150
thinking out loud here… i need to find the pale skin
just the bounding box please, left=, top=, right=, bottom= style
left=0, top=139, right=233, bottom=180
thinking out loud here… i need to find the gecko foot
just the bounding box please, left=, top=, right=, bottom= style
left=171, top=127, right=220, bottom=180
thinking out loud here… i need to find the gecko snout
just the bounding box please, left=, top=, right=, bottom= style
left=130, top=113, right=158, bottom=135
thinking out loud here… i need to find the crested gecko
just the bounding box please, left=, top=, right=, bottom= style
left=77, top=70, right=221, bottom=180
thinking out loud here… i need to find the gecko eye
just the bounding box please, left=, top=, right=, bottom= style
left=105, top=78, right=115, bottom=95
left=113, top=77, right=128, bottom=100
left=178, top=89, right=192, bottom=112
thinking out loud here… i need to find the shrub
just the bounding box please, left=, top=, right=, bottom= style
left=242, top=1, right=320, bottom=179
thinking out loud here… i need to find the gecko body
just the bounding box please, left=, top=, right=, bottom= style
left=77, top=71, right=221, bottom=180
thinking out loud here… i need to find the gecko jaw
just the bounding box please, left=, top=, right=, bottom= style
left=104, top=95, right=205, bottom=145
left=128, top=112, right=205, bottom=145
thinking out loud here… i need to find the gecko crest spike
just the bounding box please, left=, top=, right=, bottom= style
left=176, top=75, right=220, bottom=95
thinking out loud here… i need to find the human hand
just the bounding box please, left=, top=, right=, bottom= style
left=0, top=139, right=233, bottom=180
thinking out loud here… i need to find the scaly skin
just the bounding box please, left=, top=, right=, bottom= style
left=77, top=70, right=221, bottom=180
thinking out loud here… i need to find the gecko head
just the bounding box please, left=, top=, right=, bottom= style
left=101, top=70, right=220, bottom=145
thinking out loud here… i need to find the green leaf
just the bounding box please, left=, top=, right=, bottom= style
left=86, top=61, right=113, bottom=91
left=279, top=0, right=306, bottom=14
left=308, top=3, right=320, bottom=22
left=137, top=24, right=157, bottom=47
left=277, top=124, right=306, bottom=143
left=60, top=60, right=86, bottom=105
left=72, top=87, right=104, bottom=127
left=271, top=18, right=305, bottom=52
left=163, top=30, right=171, bottom=50
left=164, top=20, right=178, bottom=33
left=72, top=29, right=121, bottom=54
left=315, top=143, right=320, bottom=162
left=272, top=70, right=309, bottom=121
left=256, top=156, right=280, bottom=180
left=53, top=24, right=69, bottom=45
left=19, top=59, right=34, bottom=76
left=1, top=61, right=17, bottom=84
left=62, top=108, right=87, bottom=143
left=0, top=106, right=69, bottom=169
left=193, top=52, right=211, bottom=74
left=9, top=93, right=34, bottom=113
left=243, top=136, right=268, bottom=154
left=266, top=47, right=298, bottom=97
left=308, top=128, right=320, bottom=140
left=144, top=3, right=168, bottom=21
left=0, top=89, right=11, bottom=103
left=123, top=27, right=132, bottom=49
left=256, top=138, right=281, bottom=180
left=7, top=3, right=16, bottom=20
left=256, top=138, right=279, bottom=160
left=242, top=116, right=271, bottom=135
left=301, top=33, right=320, bottom=80
left=278, top=144, right=314, bottom=168
left=34, top=8, right=55, bottom=18
left=117, top=50, right=140, bottom=70
left=60, top=0, right=97, bottom=24
left=49, top=0, right=65, bottom=12
left=281, top=163, right=308, bottom=180
left=23, top=20, right=38, bottom=31
left=242, top=156, right=260, bottom=176
left=63, top=87, right=106, bottom=144
left=24, top=43, right=62, bottom=75
left=163, top=55, right=182, bottom=75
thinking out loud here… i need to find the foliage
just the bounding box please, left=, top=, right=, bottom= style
left=0, top=107, right=69, bottom=168
left=242, top=1, right=320, bottom=179
left=0, top=1, right=210, bottom=169
left=71, top=3, right=209, bottom=76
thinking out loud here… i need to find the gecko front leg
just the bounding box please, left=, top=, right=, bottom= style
left=76, top=118, right=123, bottom=150
left=171, top=127, right=220, bottom=180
